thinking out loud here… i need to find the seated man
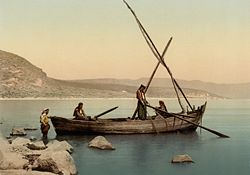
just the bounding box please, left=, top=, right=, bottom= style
left=73, top=102, right=90, bottom=120
left=155, top=100, right=168, bottom=117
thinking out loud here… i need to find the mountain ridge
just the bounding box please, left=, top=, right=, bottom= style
left=0, top=50, right=248, bottom=98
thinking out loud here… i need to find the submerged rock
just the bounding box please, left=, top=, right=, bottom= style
left=88, top=136, right=115, bottom=150
left=171, top=154, right=194, bottom=163
left=24, top=127, right=38, bottom=131
left=10, top=128, right=27, bottom=136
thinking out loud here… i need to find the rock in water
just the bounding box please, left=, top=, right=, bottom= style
left=88, top=136, right=115, bottom=150
left=171, top=154, right=194, bottom=163
left=10, top=128, right=27, bottom=136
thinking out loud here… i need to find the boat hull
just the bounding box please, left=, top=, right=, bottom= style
left=51, top=102, right=206, bottom=135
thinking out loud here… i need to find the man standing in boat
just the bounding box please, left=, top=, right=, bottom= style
left=73, top=102, right=90, bottom=120
left=136, top=84, right=148, bottom=120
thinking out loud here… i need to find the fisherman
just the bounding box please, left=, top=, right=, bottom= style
left=155, top=100, right=168, bottom=117
left=136, top=84, right=148, bottom=120
left=40, top=108, right=50, bottom=139
left=73, top=102, right=90, bottom=120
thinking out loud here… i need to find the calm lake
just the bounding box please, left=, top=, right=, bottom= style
left=0, top=98, right=250, bottom=175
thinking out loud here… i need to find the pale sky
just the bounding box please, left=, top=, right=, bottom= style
left=0, top=0, right=250, bottom=83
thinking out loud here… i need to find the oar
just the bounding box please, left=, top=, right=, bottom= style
left=94, top=106, right=119, bottom=119
left=147, top=105, right=230, bottom=138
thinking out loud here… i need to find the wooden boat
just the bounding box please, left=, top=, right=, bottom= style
left=50, top=2, right=213, bottom=136
left=50, top=102, right=206, bottom=135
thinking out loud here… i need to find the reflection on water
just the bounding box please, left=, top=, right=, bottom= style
left=1, top=99, right=250, bottom=175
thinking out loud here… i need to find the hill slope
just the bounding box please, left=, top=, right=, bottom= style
left=0, top=50, right=131, bottom=98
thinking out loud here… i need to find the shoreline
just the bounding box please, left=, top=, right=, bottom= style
left=0, top=97, right=229, bottom=101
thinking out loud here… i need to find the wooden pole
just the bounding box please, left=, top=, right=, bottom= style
left=145, top=37, right=172, bottom=92
left=147, top=105, right=230, bottom=138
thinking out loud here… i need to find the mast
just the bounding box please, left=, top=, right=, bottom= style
left=123, top=0, right=193, bottom=111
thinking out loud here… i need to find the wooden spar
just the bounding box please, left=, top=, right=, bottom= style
left=147, top=105, right=230, bottom=138
left=145, top=37, right=173, bottom=92
left=131, top=37, right=173, bottom=118
left=123, top=0, right=193, bottom=111
left=173, top=79, right=193, bottom=111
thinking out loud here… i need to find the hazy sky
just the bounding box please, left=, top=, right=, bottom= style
left=0, top=0, right=250, bottom=83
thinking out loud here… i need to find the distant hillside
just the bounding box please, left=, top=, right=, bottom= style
left=70, top=77, right=250, bottom=99
left=0, top=50, right=48, bottom=97
left=0, top=49, right=245, bottom=99
left=64, top=79, right=223, bottom=98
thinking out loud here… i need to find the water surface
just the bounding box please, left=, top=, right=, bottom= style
left=0, top=99, right=250, bottom=175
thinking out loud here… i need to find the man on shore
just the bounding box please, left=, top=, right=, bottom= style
left=40, top=108, right=50, bottom=139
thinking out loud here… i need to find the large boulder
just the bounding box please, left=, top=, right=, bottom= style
left=0, top=169, right=56, bottom=175
left=46, top=140, right=73, bottom=154
left=171, top=154, right=194, bottom=163
left=11, top=137, right=31, bottom=146
left=32, top=151, right=77, bottom=175
left=9, top=137, right=32, bottom=155
left=0, top=148, right=28, bottom=170
left=0, top=137, right=77, bottom=175
left=88, top=136, right=115, bottom=150
left=10, top=128, right=27, bottom=136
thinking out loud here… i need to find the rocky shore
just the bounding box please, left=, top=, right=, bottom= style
left=0, top=136, right=77, bottom=175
